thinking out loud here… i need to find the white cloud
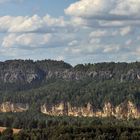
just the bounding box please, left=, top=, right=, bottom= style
left=111, top=0, right=140, bottom=16
left=1, top=31, right=75, bottom=49
left=65, top=0, right=140, bottom=19
left=65, top=39, right=121, bottom=55
left=89, top=38, right=101, bottom=44
left=89, top=30, right=107, bottom=37
left=120, top=26, right=132, bottom=36
left=65, top=0, right=140, bottom=32
left=56, top=56, right=64, bottom=61
left=89, top=29, right=119, bottom=40
left=2, top=33, right=52, bottom=48
left=103, top=45, right=120, bottom=53
left=0, top=14, right=70, bottom=33
left=65, top=0, right=115, bottom=18
left=0, top=0, right=140, bottom=63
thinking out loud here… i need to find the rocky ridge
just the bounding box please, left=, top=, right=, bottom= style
left=0, top=102, right=29, bottom=112
left=0, top=60, right=140, bottom=120
left=0, top=60, right=140, bottom=85
left=0, top=101, right=140, bottom=119
left=41, top=101, right=140, bottom=119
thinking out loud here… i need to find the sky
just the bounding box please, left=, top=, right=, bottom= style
left=0, top=0, right=140, bottom=65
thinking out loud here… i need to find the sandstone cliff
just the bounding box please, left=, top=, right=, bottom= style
left=1, top=60, right=140, bottom=86
left=1, top=60, right=140, bottom=120
left=0, top=102, right=29, bottom=112
left=0, top=101, right=139, bottom=119
left=41, top=101, right=140, bottom=119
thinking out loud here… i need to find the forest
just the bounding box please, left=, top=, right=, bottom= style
left=1, top=117, right=140, bottom=140
left=0, top=60, right=140, bottom=139
left=0, top=60, right=140, bottom=108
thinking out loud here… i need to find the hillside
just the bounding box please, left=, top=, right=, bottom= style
left=0, top=60, right=140, bottom=87
left=0, top=60, right=140, bottom=119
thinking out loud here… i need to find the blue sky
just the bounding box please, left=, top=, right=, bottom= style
left=0, top=0, right=140, bottom=65
left=0, top=0, right=76, bottom=16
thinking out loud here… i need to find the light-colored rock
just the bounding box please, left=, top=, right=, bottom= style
left=0, top=102, right=29, bottom=113
left=41, top=101, right=140, bottom=119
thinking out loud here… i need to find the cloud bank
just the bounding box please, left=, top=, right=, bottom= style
left=0, top=0, right=140, bottom=64
left=65, top=0, right=140, bottom=19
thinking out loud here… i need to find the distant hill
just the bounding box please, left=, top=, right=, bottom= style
left=0, top=60, right=140, bottom=89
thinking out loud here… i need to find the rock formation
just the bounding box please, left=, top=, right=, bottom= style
left=0, top=101, right=140, bottom=119
left=0, top=102, right=29, bottom=113
left=0, top=60, right=140, bottom=85
left=41, top=101, right=140, bottom=119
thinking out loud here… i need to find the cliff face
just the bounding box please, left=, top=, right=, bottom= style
left=41, top=102, right=94, bottom=117
left=0, top=67, right=45, bottom=84
left=2, top=68, right=140, bottom=85
left=1, top=60, right=140, bottom=119
left=0, top=60, right=71, bottom=85
left=45, top=69, right=140, bottom=82
left=0, top=102, right=29, bottom=113
left=0, top=101, right=139, bottom=119
left=41, top=101, right=140, bottom=119
left=1, top=60, right=140, bottom=85
left=114, top=101, right=140, bottom=119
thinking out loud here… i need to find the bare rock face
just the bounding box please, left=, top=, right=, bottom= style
left=102, top=102, right=115, bottom=117
left=41, top=102, right=94, bottom=117
left=115, top=101, right=140, bottom=119
left=41, top=102, right=67, bottom=116
left=1, top=69, right=45, bottom=84
left=67, top=103, right=94, bottom=117
left=0, top=60, right=46, bottom=84
left=41, top=101, right=140, bottom=119
left=1, top=60, right=140, bottom=86
left=0, top=101, right=139, bottom=119
left=44, top=69, right=140, bottom=82
left=0, top=102, right=29, bottom=113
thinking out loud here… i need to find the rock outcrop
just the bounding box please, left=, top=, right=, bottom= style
left=0, top=102, right=29, bottom=112
left=0, top=101, right=139, bottom=119
left=41, top=101, right=140, bottom=119
left=114, top=101, right=140, bottom=119
left=0, top=68, right=45, bottom=84
left=45, top=69, right=140, bottom=82
left=0, top=60, right=140, bottom=85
